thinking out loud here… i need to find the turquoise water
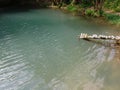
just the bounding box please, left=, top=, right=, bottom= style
left=0, top=9, right=120, bottom=90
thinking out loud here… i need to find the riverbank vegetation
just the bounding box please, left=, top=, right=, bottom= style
left=0, top=0, right=120, bottom=25
left=50, top=0, right=120, bottom=25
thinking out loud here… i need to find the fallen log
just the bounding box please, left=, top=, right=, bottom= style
left=79, top=33, right=120, bottom=40
left=78, top=33, right=120, bottom=46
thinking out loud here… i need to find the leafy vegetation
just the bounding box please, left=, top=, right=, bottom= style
left=85, top=9, right=95, bottom=16
left=104, top=0, right=120, bottom=12
left=114, top=7, right=120, bottom=12
left=105, top=14, right=120, bottom=25
left=67, top=5, right=77, bottom=12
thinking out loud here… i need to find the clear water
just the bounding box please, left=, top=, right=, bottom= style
left=0, top=9, right=120, bottom=90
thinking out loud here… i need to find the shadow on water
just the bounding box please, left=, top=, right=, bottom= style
left=82, top=38, right=120, bottom=48
left=0, top=6, right=47, bottom=15
left=0, top=7, right=32, bottom=14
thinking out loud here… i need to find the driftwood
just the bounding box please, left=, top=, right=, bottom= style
left=79, top=33, right=120, bottom=46
left=79, top=33, right=120, bottom=40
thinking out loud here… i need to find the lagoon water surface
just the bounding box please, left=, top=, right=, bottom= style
left=0, top=9, right=120, bottom=90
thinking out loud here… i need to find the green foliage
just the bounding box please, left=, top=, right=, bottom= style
left=67, top=5, right=77, bottom=11
left=105, top=14, right=120, bottom=24
left=114, top=7, right=120, bottom=12
left=98, top=10, right=104, bottom=16
left=80, top=2, right=92, bottom=8
left=104, top=0, right=120, bottom=12
left=85, top=9, right=104, bottom=17
left=85, top=9, right=95, bottom=16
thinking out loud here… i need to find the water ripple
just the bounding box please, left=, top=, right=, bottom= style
left=0, top=34, right=33, bottom=90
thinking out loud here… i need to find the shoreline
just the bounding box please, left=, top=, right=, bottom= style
left=0, top=5, right=120, bottom=28
left=49, top=5, right=120, bottom=27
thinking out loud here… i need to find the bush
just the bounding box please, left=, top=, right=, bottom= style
left=85, top=9, right=104, bottom=17
left=85, top=9, right=95, bottom=16
left=114, top=7, right=120, bottom=12
left=104, top=0, right=120, bottom=11
left=105, top=14, right=120, bottom=24
left=98, top=10, right=104, bottom=16
left=67, top=5, right=77, bottom=11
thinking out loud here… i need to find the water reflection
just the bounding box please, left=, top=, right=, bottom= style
left=46, top=42, right=120, bottom=90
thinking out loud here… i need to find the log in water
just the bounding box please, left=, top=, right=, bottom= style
left=79, top=33, right=120, bottom=40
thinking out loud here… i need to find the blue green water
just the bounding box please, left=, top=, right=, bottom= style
left=0, top=9, right=120, bottom=90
